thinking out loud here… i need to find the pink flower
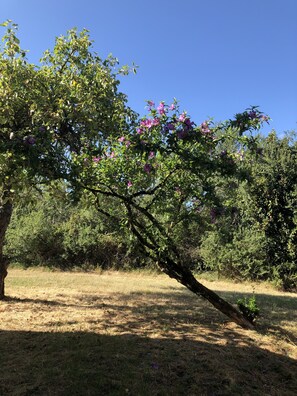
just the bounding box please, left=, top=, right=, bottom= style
left=137, top=128, right=143, bottom=134
left=157, top=102, right=166, bottom=115
left=148, top=151, right=155, bottom=159
left=178, top=113, right=186, bottom=122
left=152, top=118, right=160, bottom=126
left=118, top=136, right=125, bottom=142
left=144, top=163, right=152, bottom=174
left=169, top=103, right=175, bottom=111
left=140, top=119, right=154, bottom=129
left=106, top=151, right=116, bottom=159
left=146, top=120, right=153, bottom=129
left=93, top=156, right=102, bottom=162
left=125, top=140, right=131, bottom=148
left=201, top=121, right=211, bottom=134
left=127, top=181, right=133, bottom=188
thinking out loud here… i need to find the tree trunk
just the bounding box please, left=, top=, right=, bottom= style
left=158, top=258, right=255, bottom=330
left=0, top=198, right=13, bottom=300
left=97, top=196, right=255, bottom=330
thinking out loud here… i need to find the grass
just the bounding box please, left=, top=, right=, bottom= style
left=0, top=268, right=296, bottom=396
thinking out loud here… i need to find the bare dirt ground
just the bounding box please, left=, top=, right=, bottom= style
left=0, top=269, right=296, bottom=395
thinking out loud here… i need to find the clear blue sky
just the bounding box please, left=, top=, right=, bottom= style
left=2, top=0, right=296, bottom=135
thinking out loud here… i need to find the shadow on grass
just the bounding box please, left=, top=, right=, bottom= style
left=1, top=329, right=296, bottom=396
left=74, top=290, right=297, bottom=344
left=3, top=296, right=68, bottom=307
left=3, top=287, right=297, bottom=345
left=207, top=289, right=297, bottom=344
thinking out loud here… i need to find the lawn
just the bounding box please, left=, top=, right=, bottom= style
left=0, top=269, right=296, bottom=395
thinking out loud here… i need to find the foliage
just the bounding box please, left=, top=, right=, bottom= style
left=200, top=132, right=297, bottom=290
left=0, top=20, right=137, bottom=297
left=0, top=21, right=277, bottom=327
left=237, top=295, right=260, bottom=323
left=4, top=187, right=148, bottom=270
left=0, top=19, right=135, bottom=217
left=247, top=132, right=297, bottom=289
left=200, top=225, right=267, bottom=279
left=73, top=100, right=268, bottom=271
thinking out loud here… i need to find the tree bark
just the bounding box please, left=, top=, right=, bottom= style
left=124, top=201, right=255, bottom=330
left=157, top=257, right=255, bottom=330
left=0, top=198, right=13, bottom=300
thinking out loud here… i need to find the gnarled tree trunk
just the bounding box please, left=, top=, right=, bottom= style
left=157, top=257, right=254, bottom=330
left=0, top=198, right=13, bottom=300
left=124, top=203, right=255, bottom=330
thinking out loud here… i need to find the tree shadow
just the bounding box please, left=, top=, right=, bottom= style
left=66, top=289, right=297, bottom=347
left=2, top=296, right=68, bottom=307
left=0, top=329, right=296, bottom=396
left=210, top=289, right=297, bottom=343
left=3, top=288, right=296, bottom=344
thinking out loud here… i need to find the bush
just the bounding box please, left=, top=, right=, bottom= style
left=200, top=225, right=267, bottom=280
left=4, top=192, right=148, bottom=270
left=237, top=295, right=260, bottom=323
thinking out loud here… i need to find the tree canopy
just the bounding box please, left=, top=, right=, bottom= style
left=0, top=20, right=135, bottom=297
left=0, top=22, right=276, bottom=329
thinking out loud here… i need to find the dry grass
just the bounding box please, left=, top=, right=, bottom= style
left=0, top=268, right=296, bottom=395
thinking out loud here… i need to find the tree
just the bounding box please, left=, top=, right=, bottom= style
left=1, top=22, right=270, bottom=329
left=73, top=101, right=269, bottom=329
left=247, top=132, right=297, bottom=289
left=0, top=21, right=135, bottom=298
left=200, top=131, right=297, bottom=290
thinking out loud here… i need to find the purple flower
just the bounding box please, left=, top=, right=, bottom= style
left=166, top=122, right=175, bottom=130
left=144, top=163, right=152, bottom=174
left=184, top=118, right=194, bottom=128
left=177, top=129, right=188, bottom=139
left=127, top=180, right=133, bottom=188
left=210, top=208, right=216, bottom=224
left=248, top=110, right=257, bottom=120
left=201, top=121, right=211, bottom=134
left=24, top=136, right=36, bottom=145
